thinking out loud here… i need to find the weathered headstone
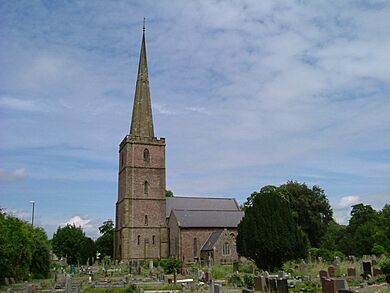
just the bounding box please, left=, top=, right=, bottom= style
left=347, top=268, right=356, bottom=278
left=149, top=260, right=154, bottom=270
left=373, top=268, right=382, bottom=276
left=334, top=256, right=341, bottom=267
left=278, top=271, right=287, bottom=279
left=255, top=276, right=266, bottom=292
left=205, top=271, right=210, bottom=283
left=321, top=278, right=337, bottom=293
left=214, top=283, right=221, bottom=293
left=277, top=278, right=288, bottom=293
left=4, top=278, right=9, bottom=286
left=65, top=275, right=72, bottom=293
left=363, top=262, right=372, bottom=276
left=328, top=266, right=337, bottom=278
left=299, top=259, right=307, bottom=272
left=335, top=279, right=348, bottom=292
left=269, top=278, right=277, bottom=293
left=320, top=270, right=329, bottom=279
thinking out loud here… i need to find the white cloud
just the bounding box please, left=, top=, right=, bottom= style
left=337, top=196, right=360, bottom=209
left=0, top=168, right=28, bottom=182
left=64, top=215, right=92, bottom=228
left=153, top=103, right=176, bottom=115
left=0, top=96, right=45, bottom=112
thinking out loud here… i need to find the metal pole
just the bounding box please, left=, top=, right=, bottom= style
left=30, top=201, right=35, bottom=227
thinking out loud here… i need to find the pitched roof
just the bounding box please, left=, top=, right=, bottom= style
left=201, top=230, right=223, bottom=251
left=166, top=196, right=240, bottom=218
left=172, top=209, right=244, bottom=228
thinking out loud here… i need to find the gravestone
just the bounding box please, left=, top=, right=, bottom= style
left=299, top=259, right=307, bottom=272
left=328, top=266, right=337, bottom=278
left=255, top=276, right=266, bottom=292
left=149, top=260, right=153, bottom=270
left=65, top=275, right=72, bottom=293
left=269, top=278, right=277, bottom=293
left=335, top=279, right=348, bottom=292
left=278, top=271, right=287, bottom=279
left=277, top=278, right=288, bottom=293
left=4, top=278, right=9, bottom=286
left=320, top=270, right=329, bottom=279
left=205, top=271, right=210, bottom=283
left=347, top=268, right=356, bottom=278
left=373, top=268, right=382, bottom=276
left=321, top=278, right=337, bottom=293
left=362, top=262, right=372, bottom=276
left=214, top=283, right=221, bottom=293
left=334, top=256, right=341, bottom=267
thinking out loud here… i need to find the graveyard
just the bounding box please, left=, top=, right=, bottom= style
left=1, top=255, right=390, bottom=293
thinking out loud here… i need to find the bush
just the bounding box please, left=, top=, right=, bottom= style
left=243, top=274, right=254, bottom=289
left=380, top=259, right=390, bottom=275
left=158, top=257, right=181, bottom=274
left=212, top=265, right=232, bottom=279
left=228, top=273, right=243, bottom=287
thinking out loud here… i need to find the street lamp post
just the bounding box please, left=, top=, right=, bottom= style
left=30, top=201, right=35, bottom=227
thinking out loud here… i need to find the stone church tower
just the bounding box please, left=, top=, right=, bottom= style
left=114, top=27, right=169, bottom=260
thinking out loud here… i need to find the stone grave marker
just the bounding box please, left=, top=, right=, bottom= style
left=363, top=261, right=372, bottom=277
left=347, top=268, right=356, bottom=278
left=65, top=275, right=72, bottom=293
left=299, top=259, right=307, bottom=272
left=277, top=278, right=288, bottom=293
left=373, top=268, right=382, bottom=276
left=328, top=266, right=337, bottom=278
left=320, top=270, right=328, bottom=279
left=4, top=278, right=9, bottom=286
left=269, top=278, right=277, bottom=293
left=214, top=283, right=221, bottom=293
left=335, top=279, right=348, bottom=292
left=321, top=278, right=337, bottom=293
left=278, top=270, right=287, bottom=279
left=255, top=276, right=266, bottom=292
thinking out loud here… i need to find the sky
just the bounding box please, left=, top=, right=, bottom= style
left=1, top=0, right=389, bottom=239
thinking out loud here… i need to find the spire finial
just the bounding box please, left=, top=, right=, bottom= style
left=143, top=17, right=146, bottom=32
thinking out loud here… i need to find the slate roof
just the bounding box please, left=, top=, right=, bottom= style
left=201, top=230, right=223, bottom=251
left=171, top=210, right=244, bottom=228
left=166, top=196, right=240, bottom=218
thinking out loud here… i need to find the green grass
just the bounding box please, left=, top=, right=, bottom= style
left=212, top=264, right=233, bottom=279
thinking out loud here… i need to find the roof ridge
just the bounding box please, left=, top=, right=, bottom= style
left=173, top=209, right=243, bottom=212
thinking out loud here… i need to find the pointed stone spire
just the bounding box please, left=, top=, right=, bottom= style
left=130, top=21, right=154, bottom=138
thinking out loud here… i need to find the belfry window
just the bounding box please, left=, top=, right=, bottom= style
left=137, top=235, right=140, bottom=245
left=143, top=148, right=150, bottom=163
left=152, top=235, right=155, bottom=245
left=144, top=215, right=148, bottom=226
left=144, top=181, right=149, bottom=195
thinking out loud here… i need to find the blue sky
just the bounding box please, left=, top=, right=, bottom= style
left=1, top=0, right=389, bottom=239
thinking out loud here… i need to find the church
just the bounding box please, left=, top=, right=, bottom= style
left=114, top=27, right=243, bottom=264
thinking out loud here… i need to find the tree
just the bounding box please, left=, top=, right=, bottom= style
left=51, top=224, right=87, bottom=265
left=0, top=210, right=50, bottom=281
left=237, top=186, right=308, bottom=271
left=165, top=190, right=173, bottom=197
left=96, top=220, right=114, bottom=259
left=279, top=181, right=333, bottom=247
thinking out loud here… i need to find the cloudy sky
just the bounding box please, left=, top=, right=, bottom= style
left=1, top=1, right=389, bottom=239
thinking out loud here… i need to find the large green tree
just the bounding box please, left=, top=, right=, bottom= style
left=237, top=186, right=308, bottom=271
left=95, top=220, right=114, bottom=259
left=279, top=181, right=333, bottom=247
left=52, top=224, right=87, bottom=265
left=0, top=210, right=50, bottom=281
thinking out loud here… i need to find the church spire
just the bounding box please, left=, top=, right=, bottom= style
left=130, top=21, right=154, bottom=138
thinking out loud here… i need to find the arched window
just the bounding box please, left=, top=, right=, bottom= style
left=144, top=215, right=148, bottom=226
left=143, top=148, right=150, bottom=163
left=152, top=235, right=155, bottom=245
left=137, top=235, right=140, bottom=245
left=222, top=242, right=230, bottom=255
left=143, top=181, right=149, bottom=195
left=230, top=233, right=236, bottom=240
